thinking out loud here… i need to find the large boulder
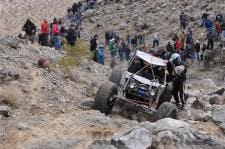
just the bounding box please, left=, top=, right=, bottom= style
left=111, top=127, right=152, bottom=149
left=212, top=105, right=225, bottom=125
left=114, top=118, right=225, bottom=149
left=209, top=95, right=223, bottom=105
left=191, top=109, right=212, bottom=121
left=142, top=118, right=224, bottom=149
left=0, top=105, right=11, bottom=117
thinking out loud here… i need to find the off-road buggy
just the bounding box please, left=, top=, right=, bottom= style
left=94, top=50, right=177, bottom=121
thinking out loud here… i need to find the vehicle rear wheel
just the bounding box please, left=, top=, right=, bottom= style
left=94, top=81, right=118, bottom=114
left=154, top=102, right=177, bottom=121
left=109, top=67, right=124, bottom=86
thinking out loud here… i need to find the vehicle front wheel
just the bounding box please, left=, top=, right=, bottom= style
left=156, top=83, right=173, bottom=109
left=154, top=102, right=177, bottom=121
left=94, top=81, right=118, bottom=114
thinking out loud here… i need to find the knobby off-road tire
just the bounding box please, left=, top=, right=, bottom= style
left=94, top=81, right=118, bottom=114
left=156, top=83, right=173, bottom=109
left=154, top=102, right=177, bottom=121
left=109, top=67, right=124, bottom=86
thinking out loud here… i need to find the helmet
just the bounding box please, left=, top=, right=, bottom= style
left=169, top=53, right=181, bottom=64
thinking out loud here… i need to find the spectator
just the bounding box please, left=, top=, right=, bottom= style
left=96, top=45, right=105, bottom=65
left=66, top=25, right=77, bottom=46
left=207, top=29, right=214, bottom=50
left=180, top=12, right=187, bottom=29
left=90, top=34, right=98, bottom=61
left=152, top=32, right=159, bottom=48
left=195, top=40, right=201, bottom=61
left=40, top=18, right=49, bottom=46
left=52, top=18, right=61, bottom=50
left=22, top=18, right=37, bottom=44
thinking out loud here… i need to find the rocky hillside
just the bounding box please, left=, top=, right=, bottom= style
left=82, top=0, right=225, bottom=44
left=0, top=0, right=225, bottom=149
left=0, top=0, right=78, bottom=35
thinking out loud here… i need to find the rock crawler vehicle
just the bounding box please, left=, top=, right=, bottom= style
left=94, top=50, right=177, bottom=121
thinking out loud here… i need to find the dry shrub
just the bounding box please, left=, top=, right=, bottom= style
left=58, top=39, right=87, bottom=73
left=0, top=87, right=22, bottom=107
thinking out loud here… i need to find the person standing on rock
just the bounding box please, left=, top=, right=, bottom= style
left=22, top=18, right=37, bottom=44
left=166, top=42, right=174, bottom=53
left=195, top=40, right=201, bottom=61
left=90, top=34, right=98, bottom=61
left=105, top=30, right=111, bottom=45
left=66, top=25, right=77, bottom=46
left=40, top=18, right=49, bottom=46
left=52, top=18, right=61, bottom=50
left=118, top=39, right=126, bottom=61
left=179, top=31, right=186, bottom=49
left=152, top=32, right=159, bottom=48
left=200, top=43, right=207, bottom=64
left=96, top=44, right=105, bottom=65
left=169, top=53, right=187, bottom=109
left=215, top=21, right=222, bottom=42
left=180, top=12, right=187, bottom=30
left=206, top=29, right=214, bottom=50
left=109, top=38, right=118, bottom=68
left=126, top=30, right=131, bottom=47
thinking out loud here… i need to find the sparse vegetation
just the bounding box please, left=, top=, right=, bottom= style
left=0, top=87, right=21, bottom=107
left=58, top=39, right=87, bottom=73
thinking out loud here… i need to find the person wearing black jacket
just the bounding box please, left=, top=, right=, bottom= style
left=105, top=30, right=111, bottom=45
left=90, top=34, right=98, bottom=61
left=169, top=53, right=187, bottom=109
left=166, top=42, right=174, bottom=53
left=22, top=18, right=37, bottom=44
left=66, top=26, right=77, bottom=46
left=195, top=40, right=201, bottom=60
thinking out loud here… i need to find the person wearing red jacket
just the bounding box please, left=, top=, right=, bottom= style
left=175, top=38, right=182, bottom=53
left=52, top=19, right=61, bottom=50
left=215, top=21, right=222, bottom=41
left=40, top=18, right=49, bottom=46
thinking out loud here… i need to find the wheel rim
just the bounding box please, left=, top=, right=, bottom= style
left=108, top=94, right=116, bottom=106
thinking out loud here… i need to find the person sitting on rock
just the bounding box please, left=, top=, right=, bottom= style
left=22, top=18, right=37, bottom=44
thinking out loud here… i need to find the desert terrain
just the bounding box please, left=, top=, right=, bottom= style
left=0, top=0, right=225, bottom=149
